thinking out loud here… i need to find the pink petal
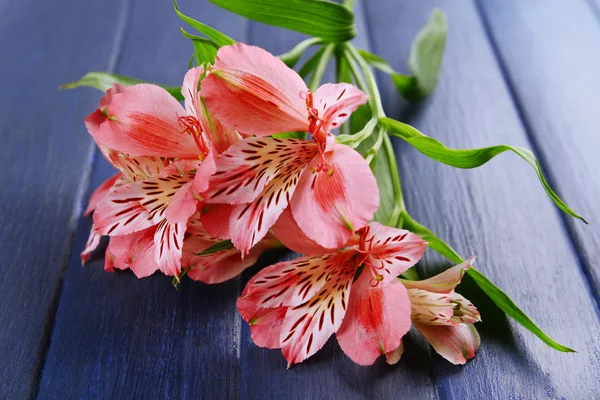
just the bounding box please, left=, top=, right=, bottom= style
left=200, top=203, right=234, bottom=240
left=81, top=224, right=102, bottom=264
left=84, top=172, right=121, bottom=216
left=237, top=297, right=287, bottom=349
left=183, top=66, right=241, bottom=154
left=312, top=83, right=368, bottom=133
left=201, top=43, right=309, bottom=136
left=205, top=137, right=317, bottom=204
left=385, top=342, right=404, bottom=365
left=191, top=150, right=217, bottom=195
left=415, top=323, right=481, bottom=365
left=154, top=219, right=187, bottom=276
left=291, top=143, right=379, bottom=249
left=182, top=66, right=205, bottom=118
left=94, top=192, right=154, bottom=236
left=451, top=293, right=481, bottom=324
left=361, top=222, right=428, bottom=282
left=106, top=227, right=159, bottom=278
left=271, top=207, right=336, bottom=255
left=336, top=273, right=412, bottom=366
left=401, top=257, right=475, bottom=294
left=85, top=84, right=126, bottom=137
left=279, top=251, right=358, bottom=365
left=94, top=84, right=198, bottom=158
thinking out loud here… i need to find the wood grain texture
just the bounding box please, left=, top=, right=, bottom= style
left=0, top=1, right=126, bottom=398
left=36, top=1, right=248, bottom=399
left=477, top=0, right=600, bottom=306
left=364, top=0, right=600, bottom=398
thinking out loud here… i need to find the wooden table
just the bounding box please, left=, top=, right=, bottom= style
left=1, top=0, right=599, bottom=398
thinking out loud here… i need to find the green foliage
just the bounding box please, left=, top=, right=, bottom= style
left=381, top=117, right=585, bottom=222
left=174, top=1, right=236, bottom=47
left=60, top=72, right=183, bottom=101
left=209, top=0, right=356, bottom=43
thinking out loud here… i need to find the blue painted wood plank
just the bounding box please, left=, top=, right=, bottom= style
left=477, top=0, right=600, bottom=306
left=364, top=0, right=600, bottom=398
left=0, top=1, right=127, bottom=398
left=36, top=1, right=248, bottom=398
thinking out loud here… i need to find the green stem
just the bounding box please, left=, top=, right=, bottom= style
left=309, top=44, right=334, bottom=92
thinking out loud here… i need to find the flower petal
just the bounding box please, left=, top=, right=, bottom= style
left=99, top=147, right=168, bottom=182
left=106, top=227, right=159, bottom=278
left=81, top=225, right=102, bottom=265
left=401, top=257, right=475, bottom=294
left=415, top=322, right=481, bottom=365
left=451, top=293, right=481, bottom=324
left=271, top=207, right=335, bottom=255
left=291, top=143, right=379, bottom=249
left=279, top=252, right=358, bottom=365
left=84, top=172, right=121, bottom=216
left=407, top=288, right=455, bottom=326
left=85, top=84, right=126, bottom=137
left=94, top=84, right=197, bottom=158
left=200, top=203, right=234, bottom=240
left=94, top=193, right=154, bottom=236
left=361, top=222, right=428, bottom=282
left=336, top=273, right=412, bottom=366
left=154, top=219, right=187, bottom=276
left=385, top=341, right=404, bottom=365
left=237, top=298, right=287, bottom=349
left=201, top=43, right=309, bottom=136
left=205, top=137, right=317, bottom=204
left=182, top=66, right=205, bottom=117
left=313, top=83, right=368, bottom=133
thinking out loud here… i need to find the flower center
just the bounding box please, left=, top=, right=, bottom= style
left=178, top=115, right=210, bottom=159
left=354, top=226, right=386, bottom=286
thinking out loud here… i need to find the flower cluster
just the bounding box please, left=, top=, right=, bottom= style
left=82, top=43, right=480, bottom=366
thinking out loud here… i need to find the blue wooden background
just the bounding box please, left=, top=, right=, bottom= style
left=1, top=0, right=599, bottom=398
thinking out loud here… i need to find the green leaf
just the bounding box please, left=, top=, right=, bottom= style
left=408, top=8, right=447, bottom=99
left=180, top=28, right=219, bottom=64
left=192, top=240, right=233, bottom=256
left=209, top=0, right=356, bottom=43
left=174, top=1, right=236, bottom=47
left=272, top=131, right=307, bottom=139
left=399, top=210, right=575, bottom=352
left=60, top=72, right=183, bottom=101
left=278, top=37, right=322, bottom=68
left=380, top=117, right=586, bottom=223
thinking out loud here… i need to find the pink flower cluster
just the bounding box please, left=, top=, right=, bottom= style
left=82, top=43, right=480, bottom=366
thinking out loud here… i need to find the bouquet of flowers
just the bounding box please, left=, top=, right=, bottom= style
left=63, top=0, right=583, bottom=367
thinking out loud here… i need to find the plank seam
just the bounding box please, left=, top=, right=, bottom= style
left=472, top=0, right=600, bottom=314
left=359, top=1, right=441, bottom=398
left=30, top=1, right=133, bottom=398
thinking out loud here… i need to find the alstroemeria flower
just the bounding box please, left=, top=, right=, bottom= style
left=200, top=43, right=379, bottom=255
left=237, top=222, right=427, bottom=366
left=84, top=67, right=240, bottom=276
left=400, top=257, right=481, bottom=365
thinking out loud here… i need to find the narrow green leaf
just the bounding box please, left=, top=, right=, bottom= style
left=209, top=0, right=356, bottom=43
left=272, top=131, right=307, bottom=139
left=174, top=1, right=236, bottom=47
left=408, top=8, right=447, bottom=99
left=380, top=117, right=586, bottom=222
left=399, top=210, right=575, bottom=352
left=60, top=72, right=183, bottom=101
left=189, top=53, right=196, bottom=69
left=278, top=37, right=322, bottom=68
left=192, top=240, right=233, bottom=256
left=180, top=28, right=219, bottom=64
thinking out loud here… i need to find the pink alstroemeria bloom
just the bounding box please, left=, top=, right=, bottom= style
left=200, top=43, right=379, bottom=256
left=400, top=257, right=481, bottom=365
left=84, top=67, right=240, bottom=276
left=237, top=222, right=427, bottom=366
